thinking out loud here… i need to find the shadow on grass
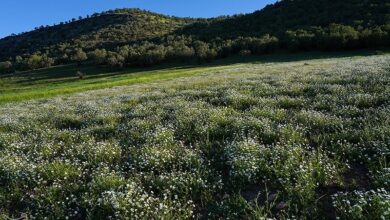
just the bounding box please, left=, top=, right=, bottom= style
left=11, top=62, right=194, bottom=85
left=212, top=49, right=385, bottom=65
left=2, top=49, right=385, bottom=85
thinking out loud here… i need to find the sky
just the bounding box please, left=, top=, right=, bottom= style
left=0, top=0, right=276, bottom=38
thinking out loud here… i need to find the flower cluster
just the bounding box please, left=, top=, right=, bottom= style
left=0, top=55, right=390, bottom=219
left=332, top=189, right=390, bottom=220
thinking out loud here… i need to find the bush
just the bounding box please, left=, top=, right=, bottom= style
left=0, top=61, right=12, bottom=74
left=76, top=71, right=84, bottom=80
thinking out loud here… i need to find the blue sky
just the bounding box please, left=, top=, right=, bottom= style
left=0, top=0, right=276, bottom=38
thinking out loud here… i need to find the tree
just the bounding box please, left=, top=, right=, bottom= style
left=117, top=46, right=130, bottom=59
left=232, top=36, right=279, bottom=55
left=259, top=35, right=279, bottom=53
left=126, top=47, right=142, bottom=66
left=166, top=42, right=195, bottom=61
left=25, top=54, right=54, bottom=70
left=194, top=41, right=209, bottom=59
left=71, top=49, right=88, bottom=65
left=138, top=46, right=167, bottom=67
left=27, top=54, right=43, bottom=70
left=106, top=52, right=125, bottom=69
left=219, top=40, right=234, bottom=58
left=360, top=27, right=389, bottom=48
left=193, top=41, right=217, bottom=62
left=89, top=49, right=107, bottom=65
left=41, top=54, right=54, bottom=68
left=284, top=30, right=315, bottom=51
left=14, top=56, right=26, bottom=70
left=317, top=24, right=359, bottom=50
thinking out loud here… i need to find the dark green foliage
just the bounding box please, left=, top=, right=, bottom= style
left=233, top=35, right=279, bottom=54
left=0, top=9, right=193, bottom=59
left=106, top=51, right=125, bottom=68
left=284, top=30, right=315, bottom=51
left=26, top=54, right=55, bottom=70
left=88, top=49, right=107, bottom=65
left=166, top=40, right=195, bottom=61
left=71, top=48, right=88, bottom=65
left=180, top=0, right=390, bottom=40
left=317, top=24, right=360, bottom=50
left=360, top=26, right=390, bottom=48
left=1, top=1, right=390, bottom=71
left=193, top=41, right=217, bottom=62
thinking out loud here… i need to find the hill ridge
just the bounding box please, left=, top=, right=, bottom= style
left=1, top=0, right=389, bottom=73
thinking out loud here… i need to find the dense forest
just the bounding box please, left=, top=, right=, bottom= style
left=1, top=0, right=390, bottom=73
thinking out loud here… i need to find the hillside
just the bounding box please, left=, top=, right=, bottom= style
left=1, top=0, right=390, bottom=73
left=180, top=0, right=390, bottom=39
left=0, top=9, right=195, bottom=59
left=1, top=53, right=389, bottom=219
left=1, top=0, right=390, bottom=219
left=0, top=51, right=373, bottom=104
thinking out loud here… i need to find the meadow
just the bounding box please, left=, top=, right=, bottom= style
left=0, top=61, right=237, bottom=104
left=0, top=53, right=389, bottom=219
left=0, top=51, right=373, bottom=104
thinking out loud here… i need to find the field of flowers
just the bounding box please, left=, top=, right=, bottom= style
left=0, top=54, right=389, bottom=219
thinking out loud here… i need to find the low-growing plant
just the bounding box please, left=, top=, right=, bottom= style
left=332, top=189, right=390, bottom=220
left=0, top=54, right=389, bottom=219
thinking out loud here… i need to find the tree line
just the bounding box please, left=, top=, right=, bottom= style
left=1, top=23, right=389, bottom=74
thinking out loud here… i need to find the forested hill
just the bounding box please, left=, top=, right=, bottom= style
left=0, top=9, right=195, bottom=59
left=1, top=0, right=390, bottom=73
left=181, top=0, right=390, bottom=39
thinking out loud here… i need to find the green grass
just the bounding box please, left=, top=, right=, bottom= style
left=1, top=51, right=390, bottom=219
left=0, top=64, right=233, bottom=104
left=0, top=50, right=380, bottom=104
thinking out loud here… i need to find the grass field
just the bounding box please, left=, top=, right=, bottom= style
left=0, top=52, right=389, bottom=219
left=0, top=51, right=380, bottom=104
left=0, top=62, right=232, bottom=104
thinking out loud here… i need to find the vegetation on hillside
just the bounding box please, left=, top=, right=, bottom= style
left=181, top=0, right=390, bottom=39
left=0, top=55, right=252, bottom=104
left=1, top=0, right=389, bottom=219
left=0, top=54, right=389, bottom=219
left=1, top=0, right=390, bottom=74
left=0, top=9, right=194, bottom=60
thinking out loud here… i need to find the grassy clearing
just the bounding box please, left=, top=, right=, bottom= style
left=0, top=50, right=378, bottom=104
left=0, top=52, right=389, bottom=219
left=0, top=63, right=233, bottom=104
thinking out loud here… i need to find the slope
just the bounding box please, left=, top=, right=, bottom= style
left=1, top=0, right=390, bottom=72
left=180, top=0, right=390, bottom=39
left=0, top=8, right=195, bottom=59
left=0, top=53, right=389, bottom=219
